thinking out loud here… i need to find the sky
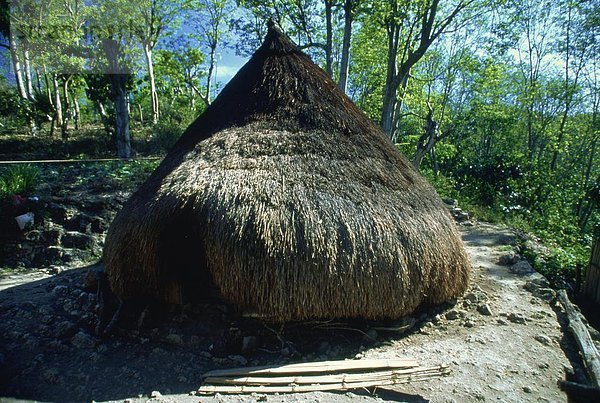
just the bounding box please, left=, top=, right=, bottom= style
left=210, top=49, right=248, bottom=91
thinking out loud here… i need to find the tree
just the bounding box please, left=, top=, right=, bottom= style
left=88, top=0, right=139, bottom=158
left=550, top=0, right=595, bottom=171
left=191, top=0, right=233, bottom=105
left=235, top=0, right=337, bottom=79
left=133, top=0, right=184, bottom=124
left=375, top=0, right=474, bottom=141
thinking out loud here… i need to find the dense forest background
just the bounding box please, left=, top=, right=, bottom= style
left=0, top=0, right=598, bottom=284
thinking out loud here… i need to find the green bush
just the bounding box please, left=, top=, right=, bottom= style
left=152, top=121, right=184, bottom=153
left=0, top=165, right=40, bottom=198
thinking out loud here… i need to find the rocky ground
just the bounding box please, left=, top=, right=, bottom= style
left=0, top=160, right=155, bottom=271
left=0, top=161, right=596, bottom=403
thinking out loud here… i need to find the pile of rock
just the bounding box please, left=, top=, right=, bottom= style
left=0, top=194, right=126, bottom=270
left=443, top=198, right=474, bottom=226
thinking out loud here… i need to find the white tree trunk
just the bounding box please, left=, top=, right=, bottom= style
left=53, top=75, right=63, bottom=137
left=144, top=42, right=159, bottom=124
left=205, top=44, right=217, bottom=105
left=23, top=48, right=34, bottom=100
left=9, top=29, right=27, bottom=99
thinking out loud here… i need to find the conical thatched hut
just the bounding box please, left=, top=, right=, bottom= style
left=103, top=22, right=470, bottom=321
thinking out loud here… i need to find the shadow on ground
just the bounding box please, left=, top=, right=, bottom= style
left=0, top=263, right=437, bottom=402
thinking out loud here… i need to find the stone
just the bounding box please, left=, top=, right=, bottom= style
left=365, top=329, right=378, bottom=340
left=477, top=304, right=493, bottom=316
left=46, top=246, right=64, bottom=262
left=510, top=260, right=535, bottom=275
left=198, top=351, right=212, bottom=359
left=53, top=320, right=78, bottom=339
left=508, top=313, right=527, bottom=324
left=90, top=217, right=108, bottom=233
left=524, top=279, right=556, bottom=301
left=150, top=390, right=162, bottom=398
left=451, top=208, right=470, bottom=222
left=42, top=368, right=60, bottom=383
left=228, top=354, right=248, bottom=366
left=523, top=386, right=533, bottom=393
left=498, top=251, right=519, bottom=266
left=48, top=265, right=63, bottom=275
left=83, top=269, right=102, bottom=292
left=241, top=335, right=260, bottom=354
left=45, top=228, right=63, bottom=246
left=164, top=334, right=184, bottom=346
left=461, top=221, right=475, bottom=226
left=445, top=309, right=462, bottom=320
left=52, top=285, right=69, bottom=297
left=190, top=335, right=201, bottom=346
left=534, top=335, right=552, bottom=346
left=61, top=232, right=95, bottom=249
left=71, top=331, right=96, bottom=349
left=443, top=198, right=458, bottom=206
left=465, top=291, right=487, bottom=304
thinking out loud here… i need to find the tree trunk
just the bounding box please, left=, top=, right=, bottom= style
left=338, top=0, right=353, bottom=93
left=138, top=103, right=144, bottom=125
left=44, top=68, right=53, bottom=108
left=205, top=44, right=217, bottom=105
left=61, top=77, right=71, bottom=139
left=144, top=42, right=159, bottom=124
left=9, top=30, right=27, bottom=99
left=52, top=75, right=63, bottom=138
left=413, top=110, right=438, bottom=171
left=23, top=47, right=34, bottom=100
left=325, top=0, right=333, bottom=77
left=49, top=115, right=56, bottom=138
left=108, top=74, right=131, bottom=159
left=430, top=148, right=439, bottom=175
left=381, top=85, right=397, bottom=138
left=381, top=17, right=399, bottom=137
left=71, top=90, right=80, bottom=131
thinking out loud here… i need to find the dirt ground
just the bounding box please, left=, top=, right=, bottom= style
left=0, top=220, right=590, bottom=403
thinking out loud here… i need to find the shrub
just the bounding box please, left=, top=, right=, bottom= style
left=0, top=164, right=40, bottom=198
left=152, top=121, right=184, bottom=153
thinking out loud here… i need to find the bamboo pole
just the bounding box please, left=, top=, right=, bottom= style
left=198, top=366, right=450, bottom=394
left=0, top=157, right=162, bottom=165
left=205, top=366, right=448, bottom=386
left=202, top=358, right=419, bottom=378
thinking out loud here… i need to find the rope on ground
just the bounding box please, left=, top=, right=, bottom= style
left=0, top=157, right=162, bottom=165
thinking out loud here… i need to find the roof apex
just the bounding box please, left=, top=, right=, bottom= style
left=259, top=18, right=299, bottom=54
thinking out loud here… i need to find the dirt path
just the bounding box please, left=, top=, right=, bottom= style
left=0, top=222, right=580, bottom=402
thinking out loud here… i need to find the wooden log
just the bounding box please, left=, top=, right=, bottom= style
left=202, top=358, right=419, bottom=378
left=559, top=380, right=600, bottom=401
left=558, top=289, right=600, bottom=388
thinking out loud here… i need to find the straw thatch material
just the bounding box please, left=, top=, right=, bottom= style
left=103, top=22, right=470, bottom=321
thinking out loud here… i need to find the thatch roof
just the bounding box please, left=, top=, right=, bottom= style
left=103, top=22, right=470, bottom=321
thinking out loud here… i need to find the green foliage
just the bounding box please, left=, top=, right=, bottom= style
left=107, top=159, right=160, bottom=184
left=0, top=85, right=27, bottom=133
left=151, top=120, right=185, bottom=153
left=0, top=165, right=40, bottom=198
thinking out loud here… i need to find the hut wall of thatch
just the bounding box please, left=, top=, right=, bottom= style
left=103, top=22, right=470, bottom=321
